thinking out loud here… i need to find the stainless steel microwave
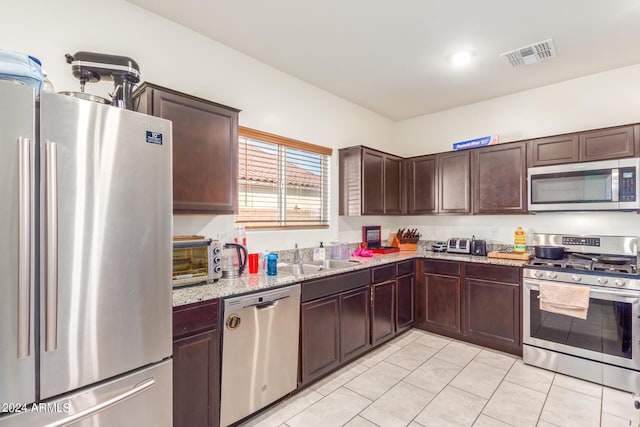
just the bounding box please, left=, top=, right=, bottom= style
left=528, top=158, right=640, bottom=211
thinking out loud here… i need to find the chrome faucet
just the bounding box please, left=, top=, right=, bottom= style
left=293, top=243, right=301, bottom=265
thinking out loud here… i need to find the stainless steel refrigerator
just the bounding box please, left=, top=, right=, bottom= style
left=0, top=81, right=173, bottom=426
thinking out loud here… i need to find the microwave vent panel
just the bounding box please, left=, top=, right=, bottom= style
left=500, top=39, right=557, bottom=68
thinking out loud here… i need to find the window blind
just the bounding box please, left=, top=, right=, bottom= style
left=237, top=127, right=331, bottom=228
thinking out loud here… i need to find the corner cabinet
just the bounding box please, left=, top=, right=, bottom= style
left=172, top=300, right=221, bottom=427
left=339, top=146, right=403, bottom=215
left=472, top=141, right=527, bottom=214
left=134, top=83, right=240, bottom=214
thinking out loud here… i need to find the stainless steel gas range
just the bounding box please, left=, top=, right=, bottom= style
left=523, top=233, right=640, bottom=393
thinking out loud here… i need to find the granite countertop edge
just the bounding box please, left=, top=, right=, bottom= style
left=172, top=250, right=529, bottom=307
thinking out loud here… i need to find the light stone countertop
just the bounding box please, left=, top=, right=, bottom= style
left=172, top=249, right=530, bottom=307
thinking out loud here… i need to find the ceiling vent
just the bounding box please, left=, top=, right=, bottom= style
left=500, top=38, right=557, bottom=68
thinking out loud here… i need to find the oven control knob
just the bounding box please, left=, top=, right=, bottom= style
left=614, top=279, right=627, bottom=287
left=546, top=271, right=557, bottom=279
left=571, top=274, right=581, bottom=282
left=534, top=270, right=543, bottom=278
left=597, top=277, right=608, bottom=285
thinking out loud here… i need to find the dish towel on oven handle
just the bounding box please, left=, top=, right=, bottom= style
left=538, top=281, right=590, bottom=320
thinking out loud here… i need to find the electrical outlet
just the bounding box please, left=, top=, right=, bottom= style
left=489, top=227, right=499, bottom=241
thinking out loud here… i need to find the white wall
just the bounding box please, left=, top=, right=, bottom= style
left=394, top=64, right=640, bottom=156
left=1, top=0, right=394, bottom=252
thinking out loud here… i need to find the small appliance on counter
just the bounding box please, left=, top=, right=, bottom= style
left=471, top=237, right=488, bottom=256
left=63, top=51, right=141, bottom=109
left=172, top=236, right=222, bottom=287
left=362, top=225, right=399, bottom=254
left=447, top=238, right=472, bottom=254
left=221, top=242, right=248, bottom=278
left=431, top=241, right=447, bottom=252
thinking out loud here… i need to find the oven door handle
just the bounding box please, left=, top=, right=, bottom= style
left=525, top=281, right=640, bottom=303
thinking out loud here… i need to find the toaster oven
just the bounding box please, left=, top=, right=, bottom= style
left=172, top=237, right=222, bottom=287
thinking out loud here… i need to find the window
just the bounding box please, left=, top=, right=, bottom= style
left=236, top=127, right=331, bottom=228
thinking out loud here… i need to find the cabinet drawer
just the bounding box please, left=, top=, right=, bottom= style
left=423, top=259, right=460, bottom=276
left=173, top=300, right=219, bottom=339
left=465, top=263, right=520, bottom=284
left=396, top=260, right=415, bottom=277
left=372, top=264, right=395, bottom=283
left=302, top=269, right=371, bottom=302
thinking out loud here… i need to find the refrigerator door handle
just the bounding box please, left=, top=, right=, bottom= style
left=45, top=142, right=58, bottom=352
left=18, top=137, right=32, bottom=358
left=44, top=378, right=156, bottom=427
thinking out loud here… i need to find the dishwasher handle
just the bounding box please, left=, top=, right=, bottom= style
left=254, top=295, right=289, bottom=309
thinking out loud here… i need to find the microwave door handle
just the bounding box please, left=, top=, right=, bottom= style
left=611, top=168, right=619, bottom=202
left=526, top=281, right=639, bottom=303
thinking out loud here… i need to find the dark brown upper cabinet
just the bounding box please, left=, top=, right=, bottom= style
left=134, top=83, right=240, bottom=214
left=438, top=150, right=470, bottom=213
left=339, top=146, right=403, bottom=215
left=528, top=134, right=579, bottom=167
left=528, top=124, right=639, bottom=166
left=405, top=155, right=437, bottom=214
left=579, top=125, right=638, bottom=162
left=472, top=141, right=527, bottom=214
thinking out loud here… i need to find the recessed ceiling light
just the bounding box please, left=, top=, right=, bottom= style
left=450, top=50, right=474, bottom=67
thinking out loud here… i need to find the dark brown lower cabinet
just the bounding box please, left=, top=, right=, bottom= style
left=464, top=263, right=522, bottom=355
left=340, top=285, right=371, bottom=362
left=371, top=281, right=395, bottom=346
left=300, top=295, right=341, bottom=384
left=172, top=300, right=220, bottom=427
left=418, top=273, right=461, bottom=334
left=395, top=273, right=414, bottom=332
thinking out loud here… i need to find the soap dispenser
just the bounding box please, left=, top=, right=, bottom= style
left=313, top=242, right=326, bottom=261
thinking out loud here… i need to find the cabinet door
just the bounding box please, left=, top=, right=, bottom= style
left=396, top=274, right=415, bottom=332
left=371, top=281, right=395, bottom=346
left=362, top=148, right=385, bottom=214
left=579, top=125, right=637, bottom=162
left=173, top=331, right=219, bottom=427
left=464, top=278, right=521, bottom=355
left=151, top=87, right=238, bottom=213
left=528, top=134, right=579, bottom=166
left=407, top=155, right=437, bottom=214
left=384, top=155, right=403, bottom=214
left=419, top=273, right=461, bottom=334
left=438, top=151, right=470, bottom=213
left=340, top=286, right=371, bottom=362
left=300, top=295, right=341, bottom=385
left=472, top=142, right=527, bottom=214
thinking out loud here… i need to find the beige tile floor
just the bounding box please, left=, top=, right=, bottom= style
left=240, top=329, right=638, bottom=427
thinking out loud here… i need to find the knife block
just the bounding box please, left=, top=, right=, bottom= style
left=390, top=234, right=418, bottom=251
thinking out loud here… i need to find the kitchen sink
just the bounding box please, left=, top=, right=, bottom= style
left=278, top=259, right=360, bottom=275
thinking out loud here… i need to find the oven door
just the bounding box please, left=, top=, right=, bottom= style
left=523, top=279, right=640, bottom=370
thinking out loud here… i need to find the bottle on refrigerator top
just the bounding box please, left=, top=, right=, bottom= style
left=514, top=226, right=526, bottom=253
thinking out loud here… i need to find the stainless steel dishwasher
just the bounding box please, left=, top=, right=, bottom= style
left=220, top=284, right=301, bottom=427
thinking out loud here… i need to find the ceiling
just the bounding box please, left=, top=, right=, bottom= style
left=127, top=0, right=640, bottom=121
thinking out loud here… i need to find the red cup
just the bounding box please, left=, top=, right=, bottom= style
left=248, top=253, right=259, bottom=274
